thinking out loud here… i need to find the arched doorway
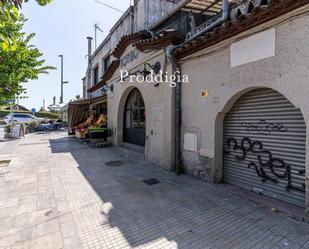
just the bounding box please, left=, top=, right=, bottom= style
left=223, top=88, right=306, bottom=207
left=123, top=88, right=146, bottom=146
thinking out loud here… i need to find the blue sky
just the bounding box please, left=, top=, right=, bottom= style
left=19, top=0, right=131, bottom=110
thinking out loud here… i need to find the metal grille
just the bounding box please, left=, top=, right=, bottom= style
left=223, top=88, right=306, bottom=207
left=105, top=161, right=125, bottom=167
left=143, top=178, right=161, bottom=186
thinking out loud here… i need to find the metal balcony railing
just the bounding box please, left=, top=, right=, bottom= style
left=154, top=0, right=238, bottom=40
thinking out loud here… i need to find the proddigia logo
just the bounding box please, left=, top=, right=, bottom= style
left=119, top=70, right=189, bottom=87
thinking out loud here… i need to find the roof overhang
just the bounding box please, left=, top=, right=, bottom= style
left=68, top=96, right=107, bottom=109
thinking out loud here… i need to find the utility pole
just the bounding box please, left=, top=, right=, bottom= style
left=58, top=55, right=69, bottom=104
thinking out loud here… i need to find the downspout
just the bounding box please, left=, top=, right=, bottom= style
left=165, top=0, right=229, bottom=175
left=165, top=46, right=182, bottom=175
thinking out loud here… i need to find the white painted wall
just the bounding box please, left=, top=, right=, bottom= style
left=180, top=15, right=309, bottom=209
left=230, top=29, right=276, bottom=67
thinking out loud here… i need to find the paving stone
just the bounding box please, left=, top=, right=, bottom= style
left=0, top=132, right=309, bottom=249
left=63, top=236, right=83, bottom=249
left=32, top=232, right=63, bottom=249
left=36, top=219, right=60, bottom=237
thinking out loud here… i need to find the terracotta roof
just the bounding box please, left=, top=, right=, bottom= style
left=135, top=30, right=185, bottom=52
left=87, top=60, right=120, bottom=93
left=174, top=0, right=309, bottom=59
left=112, top=30, right=152, bottom=58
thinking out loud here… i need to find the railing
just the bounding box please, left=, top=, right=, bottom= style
left=185, top=0, right=226, bottom=40
left=154, top=0, right=228, bottom=40
left=154, top=15, right=191, bottom=36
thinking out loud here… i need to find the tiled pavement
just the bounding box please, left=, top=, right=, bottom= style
left=0, top=132, right=309, bottom=249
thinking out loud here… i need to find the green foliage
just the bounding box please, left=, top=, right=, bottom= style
left=0, top=109, right=59, bottom=119
left=34, top=111, right=59, bottom=119
left=0, top=0, right=54, bottom=104
left=0, top=1, right=53, bottom=23
left=27, top=120, right=38, bottom=129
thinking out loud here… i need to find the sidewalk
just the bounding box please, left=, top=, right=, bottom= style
left=0, top=132, right=309, bottom=249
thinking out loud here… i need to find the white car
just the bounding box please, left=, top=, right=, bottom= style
left=3, top=113, right=42, bottom=124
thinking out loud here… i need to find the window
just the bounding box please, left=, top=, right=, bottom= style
left=93, top=66, right=99, bottom=85
left=102, top=55, right=111, bottom=74
left=14, top=114, right=26, bottom=118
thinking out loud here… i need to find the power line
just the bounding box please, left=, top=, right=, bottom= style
left=93, top=0, right=124, bottom=13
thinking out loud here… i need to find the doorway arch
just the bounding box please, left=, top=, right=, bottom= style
left=123, top=88, right=146, bottom=146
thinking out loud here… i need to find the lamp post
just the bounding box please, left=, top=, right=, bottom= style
left=59, top=55, right=69, bottom=104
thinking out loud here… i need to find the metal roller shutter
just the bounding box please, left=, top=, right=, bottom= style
left=223, top=88, right=306, bottom=207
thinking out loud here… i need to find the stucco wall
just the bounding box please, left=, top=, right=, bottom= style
left=106, top=49, right=175, bottom=170
left=180, top=15, right=309, bottom=208
left=133, top=0, right=180, bottom=31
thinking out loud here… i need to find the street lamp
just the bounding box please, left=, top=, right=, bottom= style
left=58, top=55, right=69, bottom=104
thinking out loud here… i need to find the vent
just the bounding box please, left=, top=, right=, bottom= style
left=105, top=161, right=125, bottom=167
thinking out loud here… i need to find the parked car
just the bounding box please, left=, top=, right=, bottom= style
left=3, top=113, right=42, bottom=124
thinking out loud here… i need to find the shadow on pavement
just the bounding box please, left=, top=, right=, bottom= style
left=48, top=135, right=309, bottom=249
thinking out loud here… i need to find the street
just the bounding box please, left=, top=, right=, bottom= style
left=0, top=132, right=309, bottom=249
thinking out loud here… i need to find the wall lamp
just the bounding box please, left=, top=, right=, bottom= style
left=123, top=61, right=162, bottom=79
left=120, top=61, right=162, bottom=88
left=101, top=84, right=114, bottom=95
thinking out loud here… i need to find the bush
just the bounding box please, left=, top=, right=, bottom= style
left=28, top=121, right=39, bottom=129
left=0, top=110, right=59, bottom=119
left=25, top=121, right=39, bottom=133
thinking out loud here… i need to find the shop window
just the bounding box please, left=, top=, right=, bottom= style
left=125, top=89, right=145, bottom=129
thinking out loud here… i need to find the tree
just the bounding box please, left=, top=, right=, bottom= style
left=0, top=0, right=54, bottom=104
left=1, top=1, right=52, bottom=23
left=75, top=94, right=81, bottom=100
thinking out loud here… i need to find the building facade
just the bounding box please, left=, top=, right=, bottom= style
left=83, top=0, right=309, bottom=212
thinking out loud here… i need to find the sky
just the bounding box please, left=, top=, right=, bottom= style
left=19, top=0, right=131, bottom=110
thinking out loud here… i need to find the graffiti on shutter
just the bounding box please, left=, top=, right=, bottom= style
left=224, top=136, right=305, bottom=193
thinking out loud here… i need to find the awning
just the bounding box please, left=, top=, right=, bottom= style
left=68, top=96, right=107, bottom=127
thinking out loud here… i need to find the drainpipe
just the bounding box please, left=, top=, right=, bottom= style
left=165, top=0, right=229, bottom=175
left=165, top=46, right=182, bottom=175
